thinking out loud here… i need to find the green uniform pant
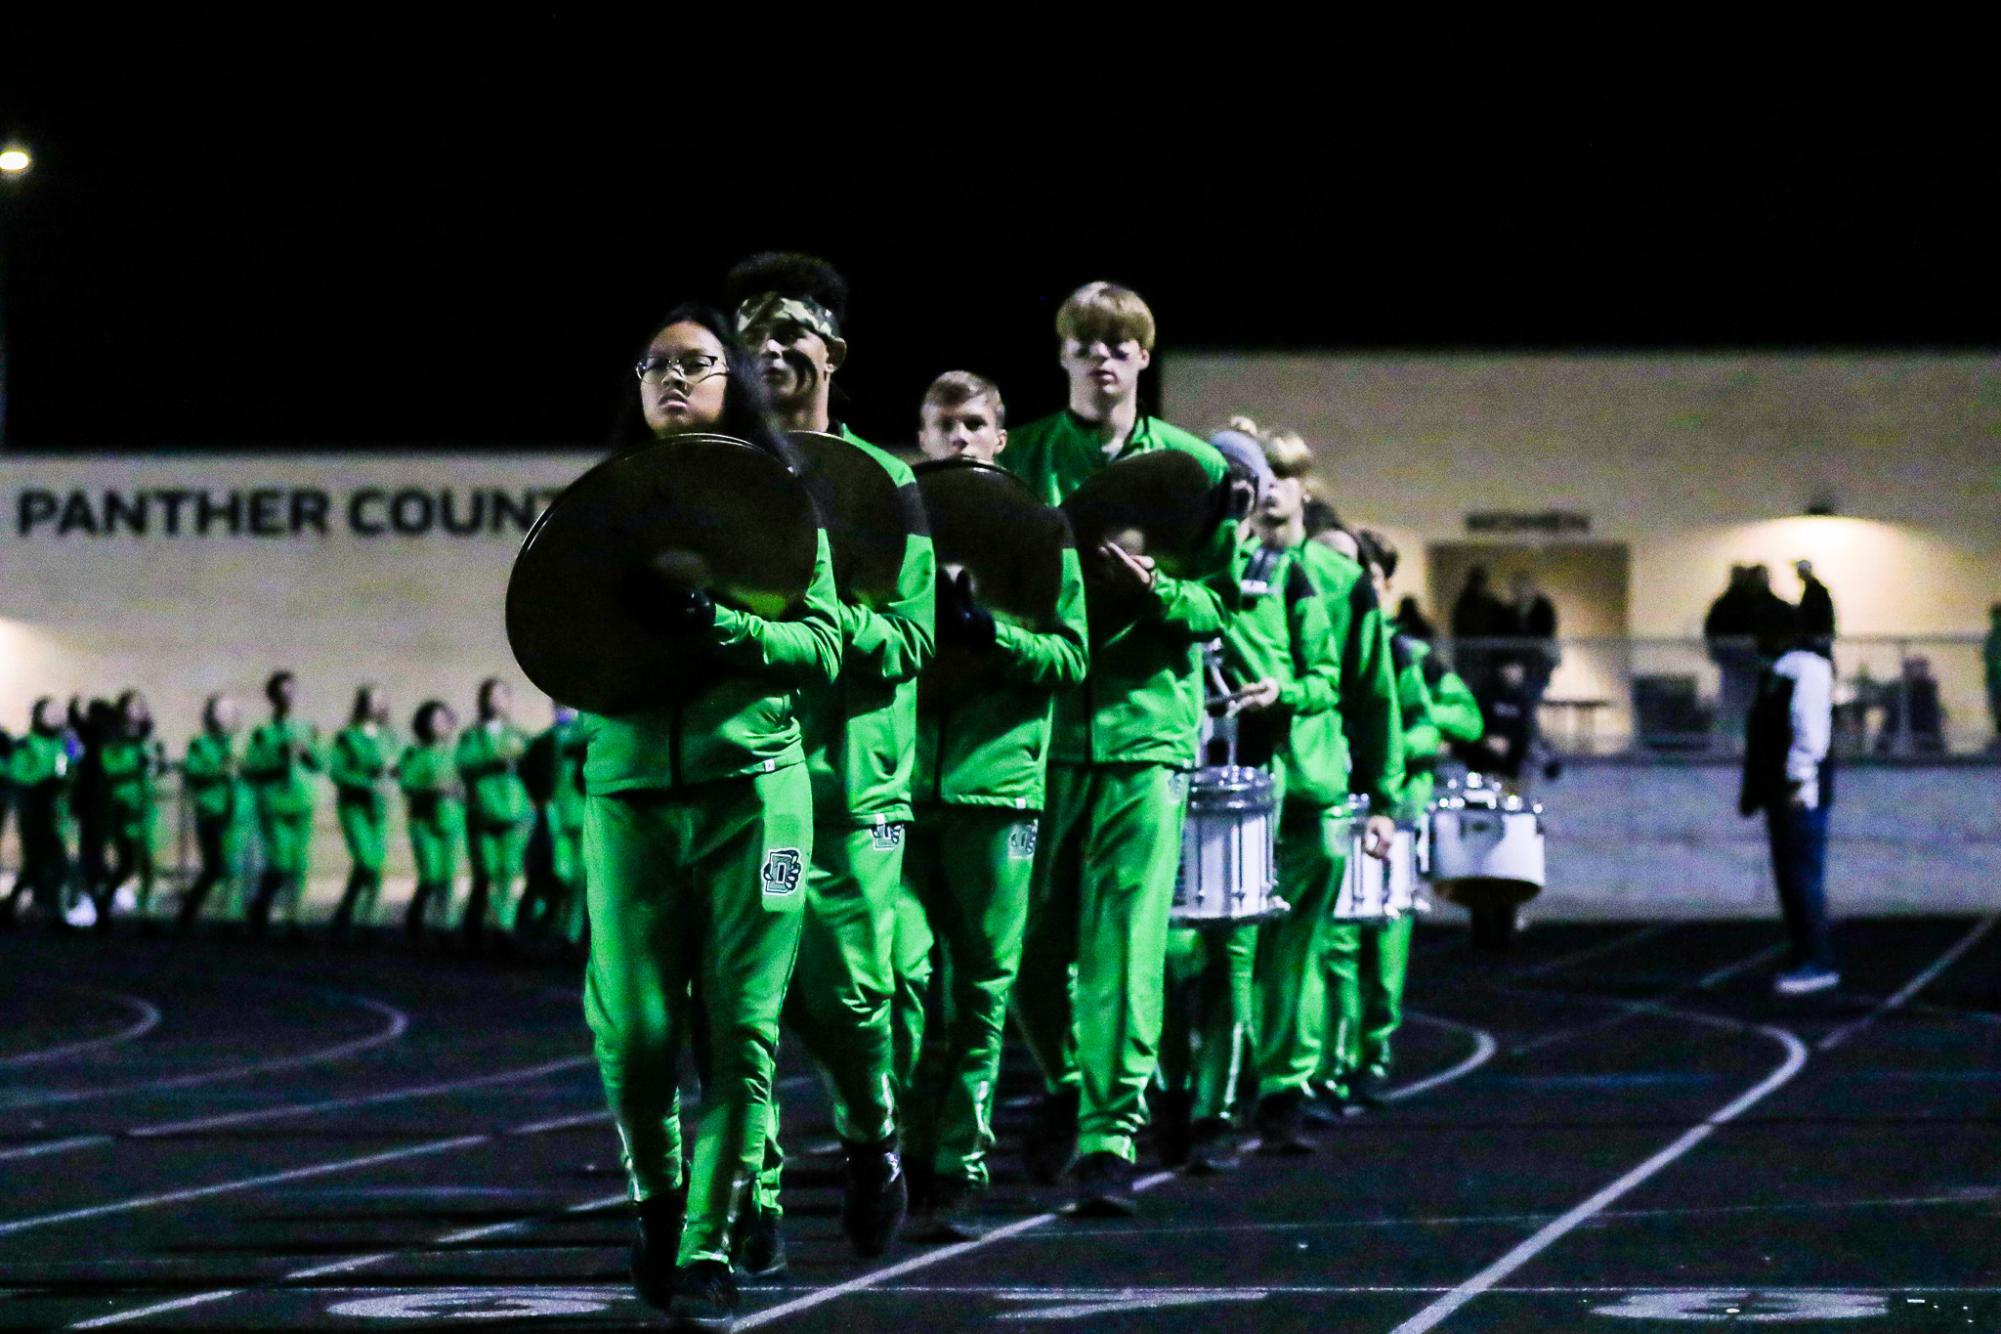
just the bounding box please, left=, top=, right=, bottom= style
left=334, top=796, right=388, bottom=929
left=757, top=820, right=905, bottom=1214
left=897, top=808, right=1035, bottom=1187
left=1160, top=922, right=1256, bottom=1122
left=890, top=877, right=935, bottom=1100
left=467, top=822, right=529, bottom=933
left=1319, top=924, right=1363, bottom=1085
left=108, top=809, right=157, bottom=915
left=179, top=814, right=244, bottom=925
left=1356, top=915, right=1414, bottom=1073
left=257, top=809, right=313, bottom=924
left=1016, top=763, right=1186, bottom=1163
left=581, top=767, right=809, bottom=1268
left=407, top=815, right=462, bottom=934
left=1255, top=803, right=1348, bottom=1099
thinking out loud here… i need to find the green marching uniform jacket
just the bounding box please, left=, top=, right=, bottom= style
left=1289, top=542, right=1404, bottom=812
left=1217, top=538, right=1340, bottom=801
left=1390, top=635, right=1442, bottom=820
left=1002, top=411, right=1241, bottom=769
left=577, top=528, right=846, bottom=793
left=7, top=732, right=69, bottom=821
left=183, top=733, right=245, bottom=824
left=916, top=544, right=1091, bottom=808
left=398, top=742, right=464, bottom=879
left=99, top=737, right=163, bottom=838
left=330, top=725, right=394, bottom=816
left=794, top=426, right=936, bottom=828
left=455, top=723, right=531, bottom=831
left=242, top=719, right=321, bottom=817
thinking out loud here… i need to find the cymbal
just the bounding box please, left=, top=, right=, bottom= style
left=913, top=457, right=1073, bottom=711
left=1060, top=450, right=1225, bottom=645
left=506, top=433, right=819, bottom=716
left=789, top=431, right=924, bottom=609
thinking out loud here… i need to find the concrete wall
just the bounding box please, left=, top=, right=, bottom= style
left=0, top=453, right=594, bottom=743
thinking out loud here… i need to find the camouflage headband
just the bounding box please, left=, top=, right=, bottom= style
left=734, top=292, right=841, bottom=343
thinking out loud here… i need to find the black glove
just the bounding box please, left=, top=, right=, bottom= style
left=937, top=569, right=996, bottom=651
left=663, top=585, right=716, bottom=634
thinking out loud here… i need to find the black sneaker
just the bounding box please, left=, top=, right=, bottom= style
left=840, top=1132, right=908, bottom=1258
left=1352, top=1066, right=1391, bottom=1109
left=1301, top=1080, right=1351, bottom=1127
left=668, top=1258, right=737, bottom=1332
left=1070, top=1150, right=1138, bottom=1218
left=630, top=1190, right=687, bottom=1313
left=1252, top=1091, right=1317, bottom=1156
left=913, top=1176, right=985, bottom=1242
left=1152, top=1087, right=1194, bottom=1169
left=730, top=1205, right=787, bottom=1283
left=1186, top=1116, right=1241, bottom=1175
left=1023, top=1086, right=1080, bottom=1185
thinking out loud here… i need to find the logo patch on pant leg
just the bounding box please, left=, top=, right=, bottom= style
left=871, top=823, right=904, bottom=853
left=1007, top=822, right=1039, bottom=860
left=761, top=848, right=803, bottom=896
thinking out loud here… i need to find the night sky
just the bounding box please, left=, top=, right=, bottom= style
left=3, top=24, right=1995, bottom=452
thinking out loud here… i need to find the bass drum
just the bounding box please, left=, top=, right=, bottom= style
left=1428, top=792, right=1547, bottom=912
left=1171, top=766, right=1285, bottom=928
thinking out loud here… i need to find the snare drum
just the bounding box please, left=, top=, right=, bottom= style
left=1428, top=780, right=1546, bottom=911
left=1172, top=765, right=1285, bottom=927
left=1335, top=798, right=1419, bottom=921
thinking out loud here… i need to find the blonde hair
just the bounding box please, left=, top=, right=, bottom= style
left=922, top=370, right=1006, bottom=428
left=1055, top=281, right=1157, bottom=352
left=1220, top=415, right=1315, bottom=480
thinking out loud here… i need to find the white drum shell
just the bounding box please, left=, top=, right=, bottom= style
left=1428, top=807, right=1547, bottom=896
left=1337, top=827, right=1418, bottom=921
left=1172, top=767, right=1284, bottom=926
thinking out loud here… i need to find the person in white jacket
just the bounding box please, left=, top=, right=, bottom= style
left=1739, top=604, right=1838, bottom=994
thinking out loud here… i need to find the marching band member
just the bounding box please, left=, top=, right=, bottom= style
left=329, top=684, right=395, bottom=939
left=177, top=694, right=250, bottom=931
left=726, top=253, right=936, bottom=1267
left=455, top=678, right=532, bottom=943
left=897, top=371, right=1090, bottom=1240
left=522, top=701, right=587, bottom=948
left=1002, top=282, right=1241, bottom=1215
left=243, top=670, right=322, bottom=936
left=99, top=689, right=164, bottom=925
left=1261, top=448, right=1404, bottom=1124
left=399, top=700, right=464, bottom=943
left=578, top=300, right=841, bottom=1329
left=1158, top=425, right=1343, bottom=1168
left=3, top=698, right=74, bottom=927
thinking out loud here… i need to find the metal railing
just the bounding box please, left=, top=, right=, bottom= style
left=1438, top=633, right=1998, bottom=760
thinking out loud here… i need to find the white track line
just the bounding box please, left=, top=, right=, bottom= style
left=1385, top=1018, right=1809, bottom=1334
left=0, top=1134, right=489, bottom=1239
left=1512, top=923, right=1674, bottom=979
left=738, top=1013, right=1498, bottom=1330
left=1, top=991, right=410, bottom=1112
left=1817, top=914, right=2000, bottom=1052
left=0, top=987, right=162, bottom=1068
left=1383, top=1012, right=1496, bottom=1103
left=68, top=1185, right=631, bottom=1328
left=128, top=1053, right=593, bottom=1137
left=1506, top=943, right=1783, bottom=1058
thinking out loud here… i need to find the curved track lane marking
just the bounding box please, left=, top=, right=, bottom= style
left=734, top=1011, right=1499, bottom=1330
left=0, top=986, right=163, bottom=1069
left=1388, top=915, right=1999, bottom=1333
left=0, top=990, right=411, bottom=1113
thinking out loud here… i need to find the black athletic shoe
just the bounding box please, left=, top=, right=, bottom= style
left=1252, top=1091, right=1317, bottom=1156
left=1351, top=1066, right=1391, bottom=1109
left=1070, top=1150, right=1138, bottom=1217
left=1186, top=1117, right=1242, bottom=1174
left=1023, top=1086, right=1080, bottom=1185
left=913, top=1176, right=985, bottom=1243
left=630, top=1190, right=687, bottom=1313
left=840, top=1132, right=908, bottom=1258
left=730, top=1205, right=787, bottom=1283
left=668, top=1258, right=737, bottom=1332
left=1152, top=1087, right=1194, bottom=1169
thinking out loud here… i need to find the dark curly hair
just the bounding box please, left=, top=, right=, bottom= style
left=722, top=251, right=850, bottom=329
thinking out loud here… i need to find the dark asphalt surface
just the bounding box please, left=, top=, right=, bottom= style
left=1, top=913, right=1996, bottom=1332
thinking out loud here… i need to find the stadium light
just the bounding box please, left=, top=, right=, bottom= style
left=0, top=146, right=30, bottom=176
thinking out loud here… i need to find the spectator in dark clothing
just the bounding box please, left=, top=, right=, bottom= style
left=1740, top=602, right=1838, bottom=994
left=67, top=696, right=119, bottom=929
left=1394, top=596, right=1435, bottom=643
left=1468, top=658, right=1536, bottom=783
left=1876, top=656, right=1946, bottom=755
left=1795, top=559, right=1836, bottom=651
left=1505, top=572, right=1559, bottom=703
left=1451, top=566, right=1509, bottom=697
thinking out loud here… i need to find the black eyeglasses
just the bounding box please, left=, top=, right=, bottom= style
left=635, top=353, right=727, bottom=385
